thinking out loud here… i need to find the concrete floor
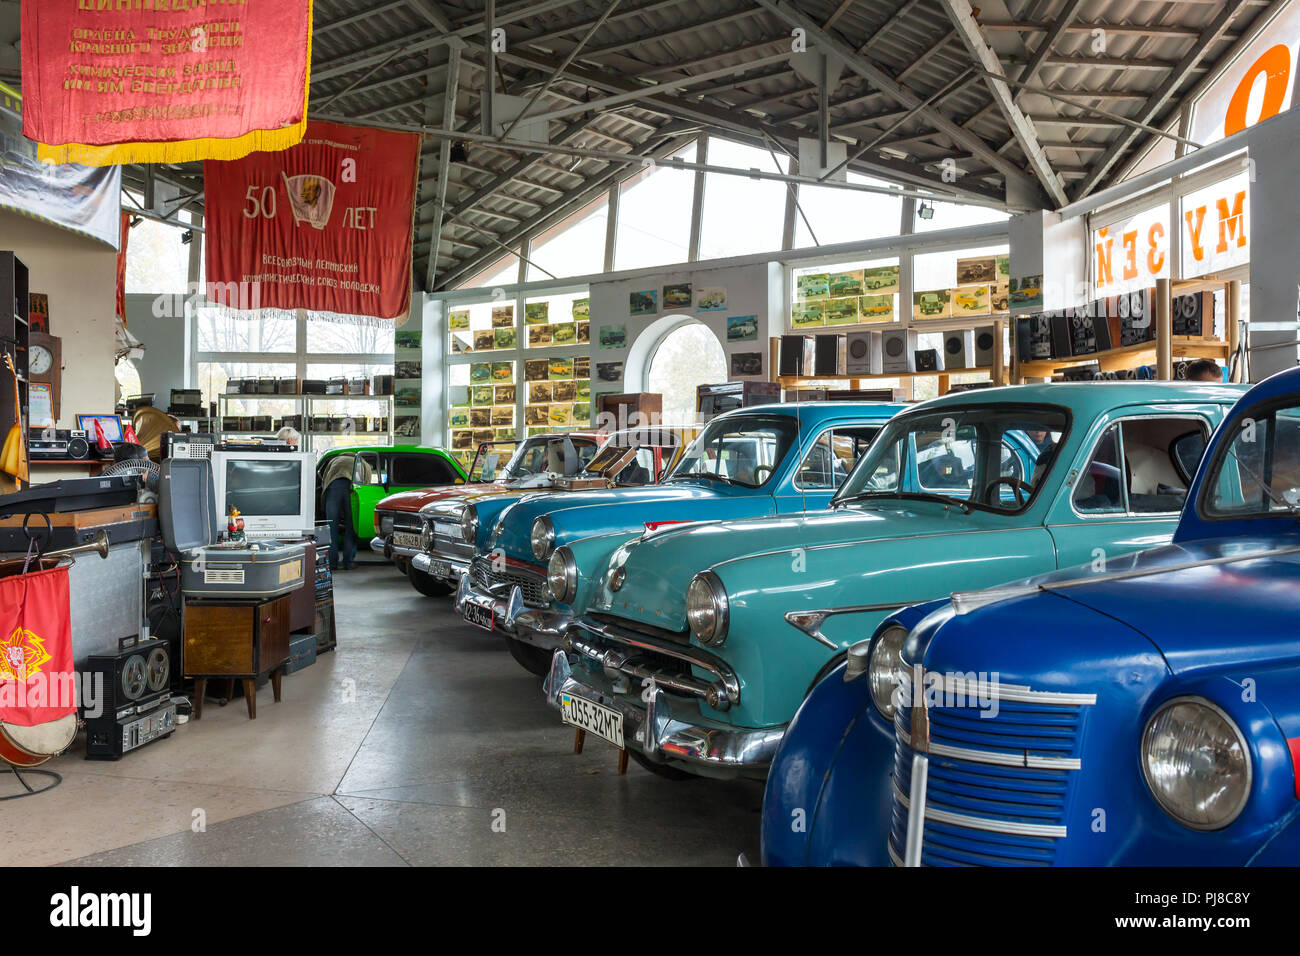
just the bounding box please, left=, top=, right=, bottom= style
left=3, top=560, right=763, bottom=866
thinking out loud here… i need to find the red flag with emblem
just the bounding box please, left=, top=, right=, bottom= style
left=0, top=562, right=76, bottom=727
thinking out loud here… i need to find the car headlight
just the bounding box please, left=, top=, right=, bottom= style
left=547, top=547, right=577, bottom=605
left=686, top=570, right=728, bottom=646
left=461, top=505, right=479, bottom=544
left=868, top=625, right=909, bottom=718
left=531, top=516, right=556, bottom=560
left=1142, top=697, right=1251, bottom=830
left=379, top=514, right=394, bottom=535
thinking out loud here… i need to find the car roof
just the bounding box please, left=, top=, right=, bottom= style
left=321, top=444, right=454, bottom=457
left=718, top=401, right=908, bottom=423
left=911, top=380, right=1249, bottom=414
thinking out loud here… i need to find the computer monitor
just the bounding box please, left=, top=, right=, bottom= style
left=210, top=450, right=315, bottom=538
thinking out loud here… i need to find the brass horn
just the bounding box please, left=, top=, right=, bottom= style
left=42, top=530, right=110, bottom=561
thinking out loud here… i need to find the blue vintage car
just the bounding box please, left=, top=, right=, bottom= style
left=761, top=370, right=1300, bottom=866
left=456, top=402, right=904, bottom=675
left=548, top=382, right=1247, bottom=782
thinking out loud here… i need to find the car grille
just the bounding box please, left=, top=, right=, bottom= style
left=470, top=559, right=547, bottom=607
left=389, top=512, right=421, bottom=532
left=888, top=682, right=1092, bottom=867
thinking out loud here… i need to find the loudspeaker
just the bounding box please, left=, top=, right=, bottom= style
left=973, top=325, right=998, bottom=367
left=880, top=329, right=918, bottom=373
left=915, top=347, right=944, bottom=372
left=778, top=335, right=815, bottom=377
left=814, top=334, right=846, bottom=376
left=1173, top=291, right=1215, bottom=338
left=943, top=330, right=974, bottom=369
left=845, top=331, right=880, bottom=374
left=1049, top=310, right=1073, bottom=359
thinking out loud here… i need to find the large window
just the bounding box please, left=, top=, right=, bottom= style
left=527, top=196, right=609, bottom=281
left=795, top=173, right=905, bottom=248
left=647, top=323, right=727, bottom=425
left=613, top=142, right=698, bottom=271
left=124, top=214, right=190, bottom=294
left=914, top=199, right=1009, bottom=234
left=698, top=138, right=788, bottom=259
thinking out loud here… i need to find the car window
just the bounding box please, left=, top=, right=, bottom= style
left=1074, top=418, right=1207, bottom=515
left=667, top=414, right=799, bottom=489
left=354, top=451, right=383, bottom=485
left=1205, top=405, right=1300, bottom=516
left=613, top=448, right=657, bottom=485
left=797, top=426, right=881, bottom=490
left=391, top=454, right=459, bottom=486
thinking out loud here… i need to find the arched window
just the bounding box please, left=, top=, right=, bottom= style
left=646, top=322, right=727, bottom=425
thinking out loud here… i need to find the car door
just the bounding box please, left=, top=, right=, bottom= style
left=350, top=450, right=385, bottom=537
left=1045, top=408, right=1218, bottom=570
left=775, top=424, right=883, bottom=513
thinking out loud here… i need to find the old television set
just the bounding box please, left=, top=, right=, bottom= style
left=210, top=450, right=315, bottom=538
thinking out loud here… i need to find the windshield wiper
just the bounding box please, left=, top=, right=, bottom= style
left=834, top=490, right=975, bottom=513
left=1224, top=446, right=1300, bottom=520
left=666, top=471, right=735, bottom=485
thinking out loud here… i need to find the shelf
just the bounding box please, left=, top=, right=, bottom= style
left=779, top=365, right=996, bottom=387
left=1018, top=338, right=1230, bottom=378
left=219, top=393, right=393, bottom=400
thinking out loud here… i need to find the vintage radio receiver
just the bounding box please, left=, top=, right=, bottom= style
left=164, top=432, right=216, bottom=460
left=83, top=636, right=175, bottom=760
left=915, top=347, right=944, bottom=373
left=27, top=428, right=90, bottom=460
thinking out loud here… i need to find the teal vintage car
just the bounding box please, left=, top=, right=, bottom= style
left=317, top=444, right=466, bottom=540
left=544, top=382, right=1246, bottom=780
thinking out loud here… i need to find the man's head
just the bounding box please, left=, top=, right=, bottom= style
left=1185, top=359, right=1223, bottom=383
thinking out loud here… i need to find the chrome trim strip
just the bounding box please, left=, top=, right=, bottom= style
left=903, top=753, right=928, bottom=867
left=896, top=674, right=1097, bottom=706
left=887, top=841, right=903, bottom=867
left=572, top=618, right=741, bottom=705
left=894, top=782, right=1067, bottom=839
left=783, top=601, right=927, bottom=648
left=897, top=727, right=1082, bottom=770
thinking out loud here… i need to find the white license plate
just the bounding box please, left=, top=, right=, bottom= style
left=434, top=521, right=458, bottom=539
left=393, top=531, right=421, bottom=549
left=428, top=558, right=451, bottom=578
left=463, top=600, right=495, bottom=631
left=559, top=693, right=624, bottom=749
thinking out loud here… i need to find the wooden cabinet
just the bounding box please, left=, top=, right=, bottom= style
left=183, top=595, right=291, bottom=719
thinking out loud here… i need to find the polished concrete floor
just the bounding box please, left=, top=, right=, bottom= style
left=5, top=560, right=763, bottom=866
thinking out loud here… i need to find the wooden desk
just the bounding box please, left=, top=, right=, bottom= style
left=183, top=595, right=291, bottom=719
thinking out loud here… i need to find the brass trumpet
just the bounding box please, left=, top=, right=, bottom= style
left=42, top=530, right=111, bottom=562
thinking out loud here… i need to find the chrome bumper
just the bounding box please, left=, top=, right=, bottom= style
left=369, top=535, right=388, bottom=556
left=543, top=649, right=784, bottom=779
left=412, top=551, right=469, bottom=584
left=454, top=573, right=526, bottom=636
left=371, top=534, right=422, bottom=560
left=511, top=607, right=575, bottom=651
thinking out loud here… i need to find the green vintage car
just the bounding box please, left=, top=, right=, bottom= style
left=545, top=381, right=1246, bottom=780
left=317, top=445, right=466, bottom=540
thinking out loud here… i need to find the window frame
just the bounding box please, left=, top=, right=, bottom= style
left=1069, top=414, right=1211, bottom=520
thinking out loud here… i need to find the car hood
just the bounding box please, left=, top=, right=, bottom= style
left=376, top=483, right=496, bottom=513
left=591, top=500, right=1015, bottom=633
left=418, top=483, right=538, bottom=518
left=1024, top=535, right=1300, bottom=677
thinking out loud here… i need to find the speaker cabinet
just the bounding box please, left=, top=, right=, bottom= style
left=915, top=347, right=944, bottom=372
left=845, top=331, right=880, bottom=374
left=1049, top=310, right=1073, bottom=359
left=779, top=335, right=815, bottom=377
left=973, top=325, right=998, bottom=367
left=880, top=329, right=918, bottom=373
left=814, top=334, right=846, bottom=376
left=943, top=330, right=974, bottom=369
left=1173, top=291, right=1215, bottom=338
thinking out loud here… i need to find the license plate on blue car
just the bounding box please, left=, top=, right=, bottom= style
left=463, top=600, right=494, bottom=631
left=559, top=694, right=624, bottom=749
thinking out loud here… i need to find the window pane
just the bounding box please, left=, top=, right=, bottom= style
left=614, top=142, right=697, bottom=271
left=647, top=323, right=727, bottom=425
left=523, top=290, right=589, bottom=350
left=306, top=317, right=395, bottom=355
left=699, top=138, right=787, bottom=259
left=913, top=199, right=1010, bottom=234
left=1074, top=424, right=1123, bottom=513
left=197, top=307, right=296, bottom=353
left=528, top=197, right=608, bottom=281
left=795, top=173, right=904, bottom=248
left=125, top=216, right=189, bottom=294
left=791, top=256, right=901, bottom=331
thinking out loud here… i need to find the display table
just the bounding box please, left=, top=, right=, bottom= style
left=183, top=594, right=291, bottom=720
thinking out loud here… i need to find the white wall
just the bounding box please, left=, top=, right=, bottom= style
left=124, top=291, right=189, bottom=400
left=1245, top=107, right=1300, bottom=379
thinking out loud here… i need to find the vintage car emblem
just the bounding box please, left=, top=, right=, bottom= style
left=609, top=567, right=626, bottom=592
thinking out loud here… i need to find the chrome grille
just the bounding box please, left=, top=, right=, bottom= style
left=470, top=559, right=547, bottom=607
left=889, top=683, right=1093, bottom=867
left=389, top=512, right=422, bottom=532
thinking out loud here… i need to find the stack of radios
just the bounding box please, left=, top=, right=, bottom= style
left=780, top=326, right=1000, bottom=377
left=1015, top=290, right=1216, bottom=363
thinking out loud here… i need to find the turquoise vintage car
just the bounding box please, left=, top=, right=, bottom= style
left=457, top=402, right=905, bottom=675
left=544, top=382, right=1246, bottom=780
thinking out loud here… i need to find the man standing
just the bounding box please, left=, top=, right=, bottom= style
left=319, top=452, right=372, bottom=571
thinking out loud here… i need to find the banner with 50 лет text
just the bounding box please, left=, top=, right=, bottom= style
left=203, top=120, right=421, bottom=322
left=21, top=0, right=313, bottom=166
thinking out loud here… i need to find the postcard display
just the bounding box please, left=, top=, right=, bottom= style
left=792, top=265, right=900, bottom=331
left=394, top=328, right=422, bottom=445
left=523, top=298, right=592, bottom=437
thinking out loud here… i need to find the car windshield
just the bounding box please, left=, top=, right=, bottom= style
left=665, top=414, right=799, bottom=489
left=1203, top=402, right=1300, bottom=519
left=833, top=404, right=1068, bottom=513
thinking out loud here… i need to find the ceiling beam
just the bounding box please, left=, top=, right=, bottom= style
left=426, top=42, right=463, bottom=291
left=1011, top=0, right=1085, bottom=101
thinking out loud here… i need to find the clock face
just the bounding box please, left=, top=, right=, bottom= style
left=29, top=345, right=53, bottom=376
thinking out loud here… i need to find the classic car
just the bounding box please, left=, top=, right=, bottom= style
left=317, top=444, right=465, bottom=546
left=917, top=292, right=947, bottom=315
left=461, top=402, right=904, bottom=677
left=412, top=428, right=684, bottom=612
left=372, top=434, right=601, bottom=595
left=546, top=382, right=1246, bottom=782
left=763, top=367, right=1298, bottom=867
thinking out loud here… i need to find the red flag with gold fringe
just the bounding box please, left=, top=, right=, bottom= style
left=21, top=0, right=313, bottom=167
left=0, top=563, right=75, bottom=727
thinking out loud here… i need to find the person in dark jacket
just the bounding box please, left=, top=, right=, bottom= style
left=319, top=453, right=372, bottom=571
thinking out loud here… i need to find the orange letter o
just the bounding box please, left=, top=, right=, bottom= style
left=1224, top=44, right=1291, bottom=137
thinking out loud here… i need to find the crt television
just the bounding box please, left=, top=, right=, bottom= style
left=210, top=450, right=315, bottom=538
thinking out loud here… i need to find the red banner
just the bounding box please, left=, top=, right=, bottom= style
left=0, top=564, right=76, bottom=727
left=21, top=0, right=313, bottom=167
left=204, top=120, right=420, bottom=321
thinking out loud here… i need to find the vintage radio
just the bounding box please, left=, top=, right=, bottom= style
left=1067, top=306, right=1113, bottom=355
left=845, top=331, right=880, bottom=375
left=973, top=326, right=999, bottom=367
left=225, top=378, right=244, bottom=395
left=943, top=330, right=974, bottom=369
left=778, top=335, right=816, bottom=377
left=1114, top=289, right=1153, bottom=346
left=276, top=377, right=299, bottom=395
left=249, top=415, right=273, bottom=432
left=915, top=347, right=944, bottom=372
left=346, top=377, right=369, bottom=396
left=221, top=416, right=243, bottom=432
left=27, top=428, right=91, bottom=461
left=1173, top=291, right=1216, bottom=338
left=373, top=374, right=394, bottom=396
left=170, top=388, right=202, bottom=408
left=880, top=329, right=918, bottom=373
left=239, top=378, right=260, bottom=395
left=309, top=415, right=334, bottom=432
left=326, top=376, right=347, bottom=395
left=83, top=636, right=175, bottom=760
left=277, top=414, right=304, bottom=431
left=163, top=432, right=215, bottom=460
left=1014, top=314, right=1053, bottom=362
left=814, top=334, right=846, bottom=376
left=255, top=377, right=276, bottom=395
left=300, top=379, right=328, bottom=395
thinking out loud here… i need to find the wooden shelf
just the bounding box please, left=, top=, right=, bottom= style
left=778, top=365, right=996, bottom=387
left=1018, top=338, right=1230, bottom=378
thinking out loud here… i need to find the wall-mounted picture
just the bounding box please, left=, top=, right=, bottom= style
left=663, top=283, right=692, bottom=310
left=696, top=286, right=727, bottom=312
left=492, top=304, right=514, bottom=327
left=470, top=407, right=491, bottom=427
left=471, top=385, right=494, bottom=405
left=862, top=265, right=900, bottom=293
left=1009, top=274, right=1044, bottom=310
left=553, top=379, right=577, bottom=403
left=792, top=303, right=824, bottom=329
left=596, top=361, right=624, bottom=382
left=727, top=314, right=758, bottom=342
left=525, top=405, right=549, bottom=426
left=574, top=356, right=590, bottom=378
left=450, top=331, right=472, bottom=354
left=473, top=329, right=495, bottom=351
left=448, top=311, right=470, bottom=331
left=528, top=324, right=554, bottom=346
left=576, top=321, right=590, bottom=344
left=913, top=289, right=952, bottom=319
left=824, top=296, right=859, bottom=326
left=553, top=322, right=577, bottom=345
left=630, top=290, right=657, bottom=315
left=599, top=324, right=627, bottom=349
left=494, top=427, right=515, bottom=441
left=956, top=256, right=997, bottom=285
left=490, top=406, right=514, bottom=427
left=549, top=404, right=574, bottom=428
left=394, top=383, right=421, bottom=407
left=469, top=362, right=492, bottom=384
left=449, top=409, right=470, bottom=429
left=575, top=379, right=591, bottom=401
left=494, top=327, right=517, bottom=349
left=828, top=270, right=864, bottom=297
left=450, top=385, right=470, bottom=407
left=730, top=351, right=763, bottom=376
left=548, top=357, right=573, bottom=380
left=524, top=359, right=548, bottom=381
left=525, top=302, right=549, bottom=325
left=473, top=428, right=495, bottom=444
left=491, top=362, right=513, bottom=382
left=452, top=429, right=473, bottom=450
left=395, top=359, right=421, bottom=379
left=796, top=272, right=829, bottom=299
left=952, top=284, right=991, bottom=318
left=573, top=402, right=591, bottom=425
left=996, top=255, right=1011, bottom=280
left=991, top=281, right=1010, bottom=312
left=572, top=298, right=590, bottom=321
left=858, top=294, right=894, bottom=322
left=530, top=381, right=553, bottom=403
left=494, top=384, right=516, bottom=405
left=396, top=329, right=423, bottom=349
